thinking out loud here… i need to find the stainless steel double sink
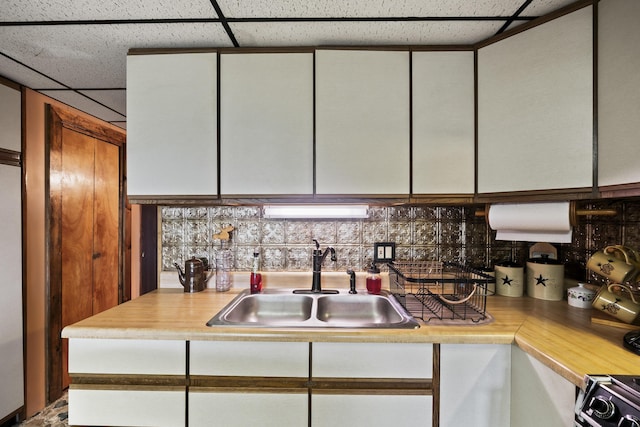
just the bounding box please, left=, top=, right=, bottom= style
left=207, top=289, right=420, bottom=329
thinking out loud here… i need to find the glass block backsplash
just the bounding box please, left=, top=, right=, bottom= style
left=161, top=199, right=640, bottom=282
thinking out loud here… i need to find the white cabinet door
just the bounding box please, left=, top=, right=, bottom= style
left=220, top=53, right=314, bottom=195
left=412, top=51, right=475, bottom=194
left=440, top=344, right=511, bottom=427
left=189, top=340, right=308, bottom=377
left=67, top=339, right=186, bottom=427
left=312, top=343, right=433, bottom=427
left=598, top=0, right=640, bottom=187
left=510, top=345, right=575, bottom=427
left=127, top=52, right=217, bottom=197
left=189, top=341, right=309, bottom=427
left=477, top=7, right=593, bottom=193
left=312, top=342, right=432, bottom=378
left=0, top=164, right=23, bottom=420
left=190, top=392, right=308, bottom=427
left=312, top=394, right=432, bottom=427
left=315, top=50, right=410, bottom=195
left=0, top=84, right=21, bottom=151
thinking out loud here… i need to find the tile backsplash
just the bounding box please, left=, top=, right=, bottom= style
left=161, top=199, right=640, bottom=284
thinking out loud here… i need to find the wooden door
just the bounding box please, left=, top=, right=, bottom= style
left=47, top=105, right=125, bottom=400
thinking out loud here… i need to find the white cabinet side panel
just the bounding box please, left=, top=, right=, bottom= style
left=0, top=84, right=21, bottom=151
left=510, top=345, right=575, bottom=427
left=189, top=392, right=308, bottom=427
left=440, top=344, right=511, bottom=427
left=126, top=53, right=217, bottom=196
left=412, top=51, right=475, bottom=194
left=0, top=165, right=24, bottom=417
left=69, top=389, right=185, bottom=427
left=220, top=53, right=314, bottom=195
left=190, top=341, right=308, bottom=377
left=312, top=342, right=432, bottom=378
left=316, top=50, right=410, bottom=195
left=598, top=0, right=640, bottom=186
left=68, top=339, right=185, bottom=375
left=478, top=7, right=593, bottom=193
left=312, top=394, right=432, bottom=427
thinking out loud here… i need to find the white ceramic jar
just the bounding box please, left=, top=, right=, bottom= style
left=567, top=283, right=596, bottom=309
left=526, top=256, right=565, bottom=301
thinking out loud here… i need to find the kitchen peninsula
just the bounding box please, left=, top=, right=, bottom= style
left=62, top=275, right=640, bottom=427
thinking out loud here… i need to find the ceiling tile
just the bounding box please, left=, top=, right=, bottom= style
left=0, top=54, right=66, bottom=88
left=523, top=0, right=584, bottom=16
left=0, top=23, right=232, bottom=88
left=111, top=121, right=126, bottom=130
left=219, top=0, right=528, bottom=18
left=78, top=89, right=126, bottom=116
left=40, top=89, right=126, bottom=122
left=0, top=0, right=217, bottom=21
left=231, top=21, right=503, bottom=46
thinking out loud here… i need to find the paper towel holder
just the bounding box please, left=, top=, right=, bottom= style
left=474, top=201, right=617, bottom=226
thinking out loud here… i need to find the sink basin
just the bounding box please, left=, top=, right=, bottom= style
left=316, top=294, right=405, bottom=326
left=221, top=294, right=314, bottom=325
left=207, top=289, right=419, bottom=329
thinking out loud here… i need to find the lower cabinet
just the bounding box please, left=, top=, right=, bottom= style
left=440, top=344, right=511, bottom=427
left=189, top=340, right=434, bottom=427
left=311, top=342, right=433, bottom=427
left=312, top=394, right=432, bottom=427
left=67, top=338, right=187, bottom=427
left=189, top=392, right=308, bottom=427
left=188, top=341, right=309, bottom=427
left=510, top=345, right=576, bottom=427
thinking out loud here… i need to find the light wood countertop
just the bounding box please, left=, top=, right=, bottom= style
left=62, top=286, right=640, bottom=388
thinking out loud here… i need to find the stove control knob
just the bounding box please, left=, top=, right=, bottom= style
left=619, top=415, right=640, bottom=427
left=590, top=396, right=616, bottom=419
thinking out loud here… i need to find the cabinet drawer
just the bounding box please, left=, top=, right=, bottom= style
left=312, top=342, right=432, bottom=378
left=68, top=338, right=186, bottom=375
left=189, top=391, right=308, bottom=427
left=312, top=394, right=432, bottom=427
left=69, top=388, right=185, bottom=427
left=190, top=341, right=308, bottom=377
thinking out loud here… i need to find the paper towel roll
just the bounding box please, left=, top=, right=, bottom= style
left=488, top=202, right=572, bottom=243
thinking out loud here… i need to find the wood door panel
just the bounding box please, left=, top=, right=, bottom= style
left=93, top=140, right=120, bottom=313
left=60, top=128, right=95, bottom=328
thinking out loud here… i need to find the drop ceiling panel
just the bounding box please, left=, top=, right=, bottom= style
left=0, top=54, right=66, bottom=89
left=78, top=89, right=126, bottom=116
left=1, top=0, right=218, bottom=21
left=232, top=21, right=503, bottom=46
left=524, top=0, right=581, bottom=16
left=40, top=90, right=126, bottom=122
left=0, top=23, right=232, bottom=88
left=219, top=0, right=529, bottom=18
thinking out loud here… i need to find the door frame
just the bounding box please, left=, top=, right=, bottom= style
left=45, top=104, right=126, bottom=401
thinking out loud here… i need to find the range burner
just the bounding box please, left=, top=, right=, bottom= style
left=576, top=375, right=640, bottom=426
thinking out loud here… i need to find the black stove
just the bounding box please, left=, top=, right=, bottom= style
left=576, top=375, right=640, bottom=426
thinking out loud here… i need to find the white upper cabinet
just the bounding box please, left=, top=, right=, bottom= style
left=220, top=52, right=313, bottom=195
left=126, top=52, right=218, bottom=197
left=477, top=7, right=593, bottom=194
left=315, top=50, right=410, bottom=195
left=0, top=84, right=21, bottom=152
left=598, top=0, right=640, bottom=188
left=412, top=51, right=475, bottom=195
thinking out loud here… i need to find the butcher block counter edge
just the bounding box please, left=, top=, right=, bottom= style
left=61, top=288, right=640, bottom=389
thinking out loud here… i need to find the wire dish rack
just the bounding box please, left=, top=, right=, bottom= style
left=388, top=261, right=495, bottom=323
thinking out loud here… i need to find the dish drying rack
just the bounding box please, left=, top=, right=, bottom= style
left=388, top=261, right=495, bottom=323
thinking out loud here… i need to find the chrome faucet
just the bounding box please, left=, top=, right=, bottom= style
left=294, top=239, right=338, bottom=294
